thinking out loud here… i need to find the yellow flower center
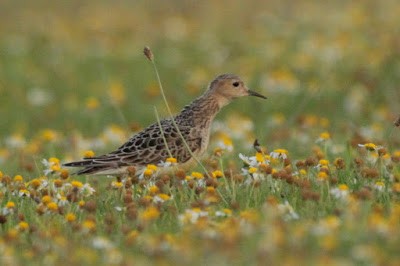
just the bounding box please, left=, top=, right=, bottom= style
left=191, top=172, right=204, bottom=179
left=71, top=181, right=83, bottom=188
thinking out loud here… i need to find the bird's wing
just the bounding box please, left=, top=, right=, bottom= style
left=112, top=120, right=202, bottom=165
left=64, top=120, right=202, bottom=171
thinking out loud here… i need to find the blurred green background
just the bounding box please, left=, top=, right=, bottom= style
left=1, top=0, right=399, bottom=145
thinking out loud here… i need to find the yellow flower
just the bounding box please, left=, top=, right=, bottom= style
left=71, top=181, right=83, bottom=188
left=166, top=157, right=177, bottom=164
left=248, top=167, right=258, bottom=174
left=49, top=157, right=60, bottom=164
left=6, top=201, right=15, bottom=209
left=82, top=220, right=96, bottom=231
left=143, top=164, right=158, bottom=177
left=319, top=159, right=329, bottom=166
left=270, top=149, right=288, bottom=159
left=14, top=175, right=23, bottom=182
left=359, top=143, right=377, bottom=151
left=393, top=183, right=400, bottom=193
left=147, top=164, right=158, bottom=171
left=393, top=151, right=400, bottom=157
left=223, top=208, right=232, bottom=216
left=338, top=184, right=349, bottom=191
left=111, top=181, right=123, bottom=189
left=78, top=200, right=85, bottom=208
left=41, top=129, right=58, bottom=142
left=85, top=97, right=100, bottom=110
left=51, top=164, right=61, bottom=172
left=240, top=210, right=259, bottom=223
left=108, top=81, right=126, bottom=105
left=19, top=189, right=30, bottom=197
left=6, top=229, right=18, bottom=239
left=18, top=221, right=29, bottom=231
left=47, top=202, right=58, bottom=212
left=30, top=178, right=42, bottom=188
left=155, top=193, right=171, bottom=201
left=319, top=132, right=331, bottom=140
left=143, top=169, right=153, bottom=177
left=126, top=230, right=139, bottom=243
left=83, top=150, right=95, bottom=158
left=191, top=172, right=204, bottom=179
left=212, top=170, right=223, bottom=178
left=299, top=169, right=307, bottom=175
left=41, top=195, right=52, bottom=204
left=206, top=186, right=215, bottom=193
left=255, top=152, right=265, bottom=162
left=65, top=213, right=76, bottom=222
left=148, top=185, right=159, bottom=194
left=141, top=206, right=160, bottom=221
left=317, top=172, right=328, bottom=181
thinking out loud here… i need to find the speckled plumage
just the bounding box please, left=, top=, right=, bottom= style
left=63, top=73, right=266, bottom=175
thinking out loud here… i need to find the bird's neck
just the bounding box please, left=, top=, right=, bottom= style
left=176, top=92, right=226, bottom=126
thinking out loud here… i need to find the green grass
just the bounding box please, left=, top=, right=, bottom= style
left=1, top=0, right=400, bottom=265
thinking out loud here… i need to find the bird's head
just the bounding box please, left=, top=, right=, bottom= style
left=208, top=74, right=266, bottom=105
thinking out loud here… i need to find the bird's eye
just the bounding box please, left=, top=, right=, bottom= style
left=232, top=82, right=240, bottom=87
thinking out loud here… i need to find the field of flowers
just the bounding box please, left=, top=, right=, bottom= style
left=1, top=0, right=400, bottom=265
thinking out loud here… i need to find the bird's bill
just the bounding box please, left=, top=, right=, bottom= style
left=248, top=89, right=267, bottom=99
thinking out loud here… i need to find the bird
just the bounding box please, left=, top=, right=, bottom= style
left=63, top=73, right=267, bottom=175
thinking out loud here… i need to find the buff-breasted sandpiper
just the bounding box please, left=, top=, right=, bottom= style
left=63, top=73, right=266, bottom=175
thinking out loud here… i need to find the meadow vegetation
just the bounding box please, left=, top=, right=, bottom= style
left=1, top=0, right=400, bottom=265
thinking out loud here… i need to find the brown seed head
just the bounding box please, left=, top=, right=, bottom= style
left=83, top=200, right=97, bottom=213
left=253, top=139, right=262, bottom=153
left=378, top=147, right=387, bottom=157
left=143, top=46, right=154, bottom=62
left=394, top=116, right=400, bottom=127
left=334, top=158, right=346, bottom=170
left=305, top=157, right=318, bottom=167
left=0, top=215, right=7, bottom=224
left=361, top=167, right=379, bottom=179
left=127, top=166, right=136, bottom=177
left=301, top=189, right=320, bottom=201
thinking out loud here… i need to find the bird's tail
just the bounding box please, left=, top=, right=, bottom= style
left=63, top=159, right=118, bottom=175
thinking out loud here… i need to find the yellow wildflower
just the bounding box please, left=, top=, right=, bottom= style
left=212, top=170, right=224, bottom=178
left=393, top=183, right=400, bottom=193
left=78, top=200, right=85, bottom=208
left=317, top=172, right=328, bottom=181
left=30, top=178, right=42, bottom=188
left=18, top=221, right=29, bottom=232
left=319, top=159, right=329, bottom=166
left=47, top=202, right=58, bottom=212
left=141, top=206, right=160, bottom=221
left=71, top=181, right=83, bottom=188
left=41, top=195, right=52, bottom=204
left=14, top=175, right=23, bottom=182
left=6, top=201, right=15, bottom=209
left=320, top=132, right=331, bottom=140
left=358, top=143, right=377, bottom=151
left=85, top=97, right=100, bottom=110
left=82, top=220, right=96, bottom=231
left=65, top=213, right=76, bottom=223
left=249, top=167, right=258, bottom=174
left=148, top=185, right=159, bottom=194
left=41, top=129, right=58, bottom=142
left=166, top=157, right=177, bottom=164
left=111, top=181, right=123, bottom=189
left=83, top=150, right=95, bottom=158
left=191, top=172, right=204, bottom=179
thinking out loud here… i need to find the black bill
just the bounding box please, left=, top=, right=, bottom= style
left=248, top=90, right=267, bottom=99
